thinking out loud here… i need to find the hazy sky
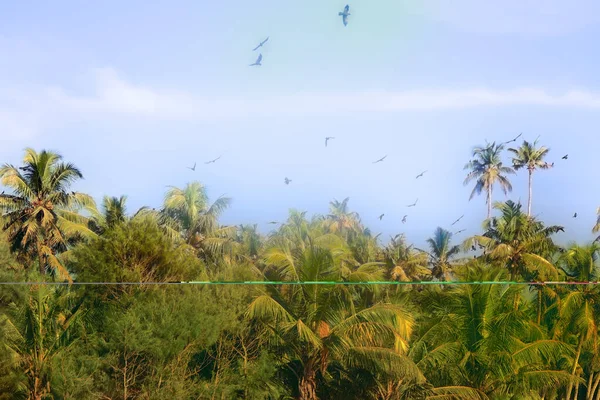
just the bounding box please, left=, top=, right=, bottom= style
left=1, top=0, right=599, bottom=247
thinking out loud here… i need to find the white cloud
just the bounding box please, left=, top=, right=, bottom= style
left=2, top=68, right=600, bottom=139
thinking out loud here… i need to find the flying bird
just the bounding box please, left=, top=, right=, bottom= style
left=402, top=215, right=407, bottom=224
left=325, top=137, right=335, bottom=147
left=573, top=212, right=577, bottom=218
left=253, top=37, right=269, bottom=51
left=451, top=215, right=464, bottom=226
left=249, top=53, right=263, bottom=66
left=407, top=198, right=418, bottom=207
left=503, top=133, right=522, bottom=145
left=205, top=156, right=222, bottom=164
left=562, top=154, right=568, bottom=160
left=415, top=170, right=428, bottom=179
left=372, top=155, right=387, bottom=164
left=267, top=221, right=278, bottom=225
left=379, top=213, right=385, bottom=220
left=186, top=162, right=196, bottom=171
left=454, top=229, right=466, bottom=235
left=284, top=177, right=292, bottom=185
left=557, top=227, right=565, bottom=232
left=339, top=5, right=350, bottom=26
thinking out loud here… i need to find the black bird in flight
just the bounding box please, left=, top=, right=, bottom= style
left=325, top=136, right=335, bottom=147
left=557, top=227, right=565, bottom=232
left=407, top=198, right=418, bottom=207
left=205, top=156, right=222, bottom=164
left=503, top=133, right=522, bottom=145
left=339, top=5, right=350, bottom=26
left=186, top=162, right=196, bottom=171
left=249, top=53, right=262, bottom=66
left=379, top=213, right=385, bottom=220
left=573, top=212, right=577, bottom=218
left=562, top=154, right=568, bottom=160
left=284, top=177, right=292, bottom=185
left=454, top=229, right=466, bottom=235
left=451, top=215, right=464, bottom=226
left=415, top=170, right=427, bottom=179
left=402, top=215, right=407, bottom=224
left=372, top=155, right=387, bottom=164
left=267, top=221, right=278, bottom=225
left=253, top=37, right=269, bottom=51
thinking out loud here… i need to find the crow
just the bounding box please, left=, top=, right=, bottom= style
left=573, top=212, right=577, bottom=218
left=372, top=155, right=387, bottom=164
left=407, top=198, right=418, bottom=207
left=249, top=53, right=263, bottom=66
left=415, top=170, right=428, bottom=179
left=451, top=215, right=464, bottom=226
left=562, top=154, right=568, bottom=160
left=205, top=156, right=222, bottom=164
left=339, top=5, right=350, bottom=26
left=253, top=37, right=269, bottom=51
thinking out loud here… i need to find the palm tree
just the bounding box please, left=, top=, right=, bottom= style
left=249, top=223, right=424, bottom=400
left=508, top=139, right=551, bottom=216
left=89, top=195, right=128, bottom=233
left=323, top=197, right=362, bottom=238
left=464, top=142, right=515, bottom=219
left=422, top=227, right=461, bottom=281
left=0, top=148, right=97, bottom=278
left=593, top=207, right=600, bottom=241
left=157, top=182, right=236, bottom=262
left=380, top=234, right=430, bottom=283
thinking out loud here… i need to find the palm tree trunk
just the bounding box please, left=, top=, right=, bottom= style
left=487, top=186, right=492, bottom=219
left=537, top=286, right=542, bottom=324
left=527, top=168, right=533, bottom=217
left=36, top=240, right=45, bottom=275
left=567, top=337, right=584, bottom=400
left=299, top=361, right=318, bottom=400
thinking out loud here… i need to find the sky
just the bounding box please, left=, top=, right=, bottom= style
left=1, top=0, right=600, bottom=248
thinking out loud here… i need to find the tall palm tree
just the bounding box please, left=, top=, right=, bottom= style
left=324, top=197, right=362, bottom=238
left=249, top=225, right=424, bottom=400
left=508, top=139, right=551, bottom=216
left=0, top=148, right=97, bottom=278
left=593, top=207, right=600, bottom=241
left=423, top=227, right=461, bottom=281
left=464, top=142, right=515, bottom=219
left=380, top=234, right=430, bottom=283
left=89, top=195, right=128, bottom=233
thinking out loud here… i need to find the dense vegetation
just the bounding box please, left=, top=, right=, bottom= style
left=1, top=145, right=600, bottom=400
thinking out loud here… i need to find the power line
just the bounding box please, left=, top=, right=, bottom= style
left=0, top=281, right=598, bottom=286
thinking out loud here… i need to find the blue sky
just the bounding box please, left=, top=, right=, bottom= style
left=1, top=0, right=600, bottom=247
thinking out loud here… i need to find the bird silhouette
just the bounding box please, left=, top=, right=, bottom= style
left=249, top=53, right=262, bottom=66
left=372, top=155, right=387, bottom=164
left=339, top=5, right=350, bottom=26
left=573, top=212, right=577, bottom=218
left=503, top=133, right=522, bottom=145
left=562, top=154, right=568, bottom=160
left=557, top=227, right=565, bottom=232
left=451, top=215, right=464, bottom=226
left=454, top=229, right=466, bottom=235
left=284, top=177, right=292, bottom=185
left=186, top=162, right=196, bottom=171
left=325, top=137, right=335, bottom=147
left=253, top=37, right=269, bottom=51
left=407, top=198, right=418, bottom=207
left=402, top=215, right=407, bottom=224
left=379, top=213, right=384, bottom=220
left=415, top=170, right=428, bottom=179
left=205, top=156, right=222, bottom=164
left=267, top=221, right=278, bottom=225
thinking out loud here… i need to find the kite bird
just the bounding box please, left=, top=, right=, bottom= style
left=402, top=215, right=407, bottom=224
left=339, top=5, right=351, bottom=26
left=379, top=213, right=385, bottom=220
left=407, top=198, right=418, bottom=207
left=503, top=133, right=522, bottom=145
left=267, top=221, right=278, bottom=225
left=249, top=53, right=263, bottom=66
left=416, top=170, right=427, bottom=179
left=205, top=156, right=222, bottom=164
left=454, top=229, right=466, bottom=235
left=372, top=155, right=387, bottom=164
left=562, top=154, right=568, bottom=160
left=451, top=215, right=464, bottom=226
left=253, top=37, right=269, bottom=51
left=186, top=162, right=196, bottom=171
left=573, top=212, right=577, bottom=218
left=325, top=136, right=335, bottom=147
left=284, top=177, right=292, bottom=185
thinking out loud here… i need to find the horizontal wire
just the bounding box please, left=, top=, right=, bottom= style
left=0, top=281, right=597, bottom=286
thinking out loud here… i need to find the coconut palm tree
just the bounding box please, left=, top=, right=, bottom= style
left=422, top=227, right=461, bottom=281
left=0, top=148, right=97, bottom=279
left=249, top=225, right=424, bottom=400
left=380, top=234, right=430, bottom=283
left=593, top=207, right=600, bottom=241
left=323, top=197, right=362, bottom=238
left=89, top=195, right=128, bottom=233
left=464, top=142, right=515, bottom=219
left=508, top=139, right=551, bottom=216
